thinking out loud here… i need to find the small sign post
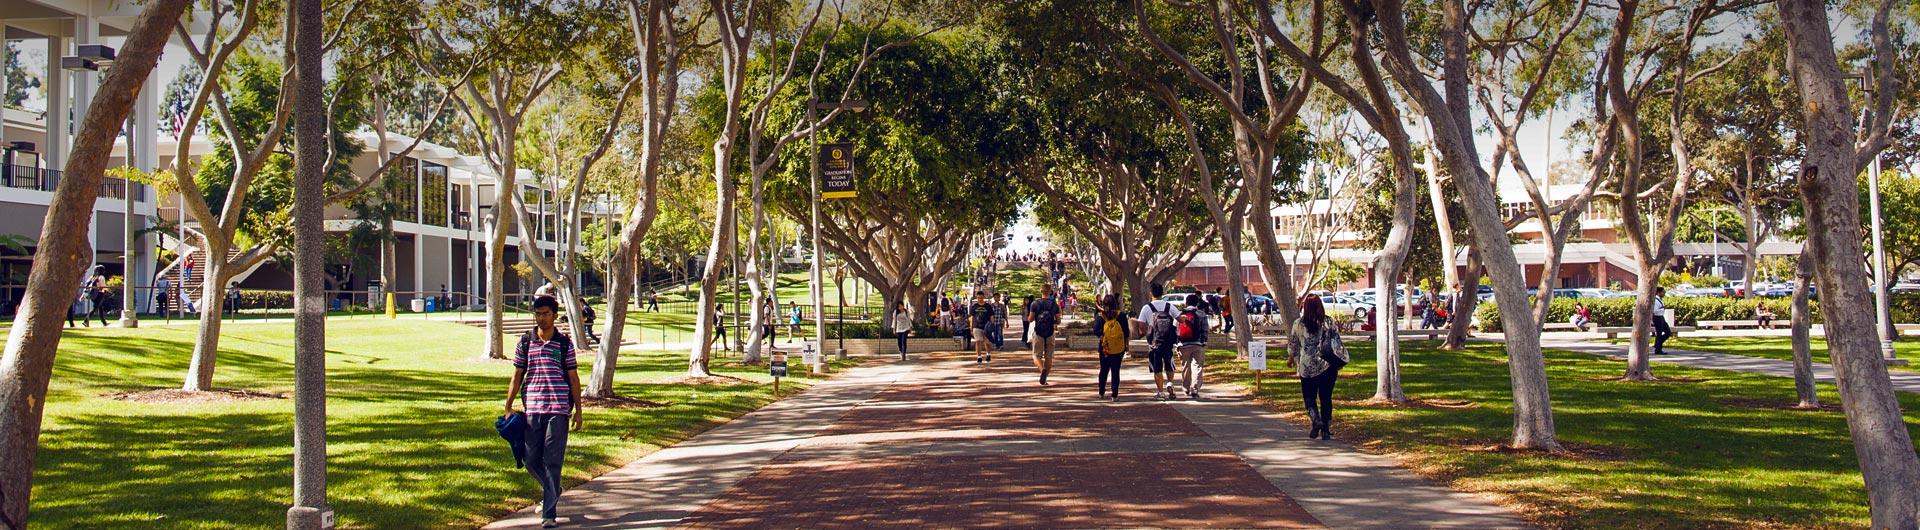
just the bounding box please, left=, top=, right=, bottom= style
left=1248, top=342, right=1268, bottom=393
left=803, top=342, right=822, bottom=374
left=769, top=352, right=789, bottom=394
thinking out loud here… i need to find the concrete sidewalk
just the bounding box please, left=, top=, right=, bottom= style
left=486, top=352, right=1529, bottom=529
left=1536, top=338, right=1920, bottom=393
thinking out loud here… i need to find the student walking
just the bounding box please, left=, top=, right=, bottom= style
left=1093, top=293, right=1130, bottom=401
left=86, top=268, right=110, bottom=326
left=787, top=302, right=803, bottom=343
left=503, top=296, right=584, bottom=528
left=1028, top=284, right=1061, bottom=385
left=1136, top=283, right=1181, bottom=400
left=990, top=294, right=1009, bottom=350
left=971, top=292, right=995, bottom=363
left=1651, top=287, right=1673, bottom=355
left=1020, top=295, right=1035, bottom=347
left=891, top=301, right=913, bottom=360
left=1288, top=295, right=1348, bottom=440
left=712, top=304, right=729, bottom=351
left=153, top=273, right=172, bottom=315
left=1175, top=292, right=1211, bottom=399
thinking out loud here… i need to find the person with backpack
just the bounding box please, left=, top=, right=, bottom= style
left=503, top=296, right=583, bottom=528
left=1176, top=292, right=1212, bottom=399
left=971, top=292, right=995, bottom=363
left=1093, top=293, right=1130, bottom=401
left=1027, top=284, right=1062, bottom=385
left=1204, top=289, right=1223, bottom=330
left=1134, top=283, right=1182, bottom=400
left=1288, top=295, right=1348, bottom=440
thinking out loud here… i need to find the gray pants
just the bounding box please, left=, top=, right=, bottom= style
left=525, top=414, right=570, bottom=520
left=1177, top=344, right=1207, bottom=393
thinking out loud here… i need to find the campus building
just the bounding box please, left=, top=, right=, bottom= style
left=1, top=4, right=601, bottom=316
left=1176, top=184, right=1802, bottom=295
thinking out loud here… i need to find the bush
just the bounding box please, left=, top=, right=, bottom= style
left=1475, top=296, right=1819, bottom=332
left=1894, top=292, right=1920, bottom=324
left=826, top=320, right=946, bottom=339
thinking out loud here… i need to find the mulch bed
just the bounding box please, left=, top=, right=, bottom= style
left=108, top=388, right=283, bottom=404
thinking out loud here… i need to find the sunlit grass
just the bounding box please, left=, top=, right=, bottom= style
left=1211, top=340, right=1916, bottom=529
left=36, top=320, right=854, bottom=529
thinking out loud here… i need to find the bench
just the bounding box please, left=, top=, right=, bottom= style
left=1697, top=318, right=1793, bottom=330
left=1897, top=323, right=1919, bottom=336
left=1542, top=323, right=1583, bottom=332
left=1592, top=325, right=1696, bottom=339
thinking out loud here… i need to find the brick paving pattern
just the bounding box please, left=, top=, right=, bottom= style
left=487, top=351, right=1529, bottom=529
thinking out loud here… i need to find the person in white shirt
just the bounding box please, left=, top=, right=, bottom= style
left=1134, top=283, right=1183, bottom=400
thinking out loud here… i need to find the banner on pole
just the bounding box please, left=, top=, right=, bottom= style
left=1248, top=342, right=1268, bottom=371
left=820, top=142, right=856, bottom=199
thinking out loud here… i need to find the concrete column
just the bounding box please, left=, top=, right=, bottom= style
left=134, top=63, right=159, bottom=312
left=1, top=23, right=10, bottom=116
left=44, top=34, right=64, bottom=175
left=72, top=17, right=95, bottom=129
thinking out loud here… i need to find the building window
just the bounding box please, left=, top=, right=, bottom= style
left=385, top=157, right=420, bottom=224
left=423, top=162, right=449, bottom=227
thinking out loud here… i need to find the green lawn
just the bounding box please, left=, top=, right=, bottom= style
left=1609, top=336, right=1920, bottom=372
left=35, top=320, right=854, bottom=529
left=1211, top=340, right=1917, bottom=529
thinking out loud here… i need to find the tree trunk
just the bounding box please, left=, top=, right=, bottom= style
left=0, top=0, right=188, bottom=523
left=1372, top=265, right=1407, bottom=402
left=590, top=247, right=633, bottom=397
left=287, top=0, right=331, bottom=517
left=688, top=178, right=735, bottom=378
left=485, top=203, right=512, bottom=359
left=1249, top=204, right=1302, bottom=326
left=1624, top=259, right=1660, bottom=381
left=1779, top=1, right=1920, bottom=524
left=1791, top=248, right=1817, bottom=408
left=1443, top=248, right=1480, bottom=350
left=183, top=256, right=231, bottom=391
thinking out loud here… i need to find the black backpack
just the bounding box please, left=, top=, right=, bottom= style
left=1148, top=302, right=1179, bottom=350
left=1032, top=299, right=1058, bottom=337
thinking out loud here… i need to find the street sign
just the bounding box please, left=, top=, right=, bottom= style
left=803, top=342, right=821, bottom=367
left=820, top=142, right=855, bottom=199
left=770, top=352, right=789, bottom=378
left=1248, top=342, right=1268, bottom=371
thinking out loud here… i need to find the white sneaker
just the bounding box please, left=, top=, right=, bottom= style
left=1154, top=391, right=1167, bottom=400
left=542, top=517, right=558, bottom=528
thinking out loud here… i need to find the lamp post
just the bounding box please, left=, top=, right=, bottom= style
left=64, top=44, right=140, bottom=328
left=808, top=97, right=866, bottom=369
left=1847, top=69, right=1898, bottom=361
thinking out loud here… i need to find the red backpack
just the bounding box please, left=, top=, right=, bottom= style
left=1177, top=312, right=1197, bottom=341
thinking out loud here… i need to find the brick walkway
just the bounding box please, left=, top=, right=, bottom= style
left=487, top=353, right=1528, bottom=529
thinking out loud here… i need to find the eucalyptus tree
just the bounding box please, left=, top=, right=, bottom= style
left=1602, top=0, right=1762, bottom=382
left=1470, top=0, right=1610, bottom=330
left=417, top=0, right=587, bottom=360
left=1316, top=0, right=1565, bottom=447
left=1778, top=0, right=1920, bottom=524
left=1129, top=0, right=1321, bottom=364
left=170, top=0, right=424, bottom=390
left=0, top=0, right=190, bottom=522
left=584, top=0, right=710, bottom=395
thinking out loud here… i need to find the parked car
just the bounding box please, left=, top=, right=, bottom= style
left=1322, top=295, right=1375, bottom=320
left=1477, top=284, right=1496, bottom=301
left=1156, top=294, right=1190, bottom=309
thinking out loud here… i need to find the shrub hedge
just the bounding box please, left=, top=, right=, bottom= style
left=1474, top=296, right=1821, bottom=332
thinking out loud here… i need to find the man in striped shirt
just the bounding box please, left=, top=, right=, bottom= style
left=505, top=296, right=583, bottom=528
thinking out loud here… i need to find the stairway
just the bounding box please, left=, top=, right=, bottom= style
left=159, top=245, right=246, bottom=308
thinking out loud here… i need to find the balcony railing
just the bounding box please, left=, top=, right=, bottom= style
left=2, top=165, right=141, bottom=201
